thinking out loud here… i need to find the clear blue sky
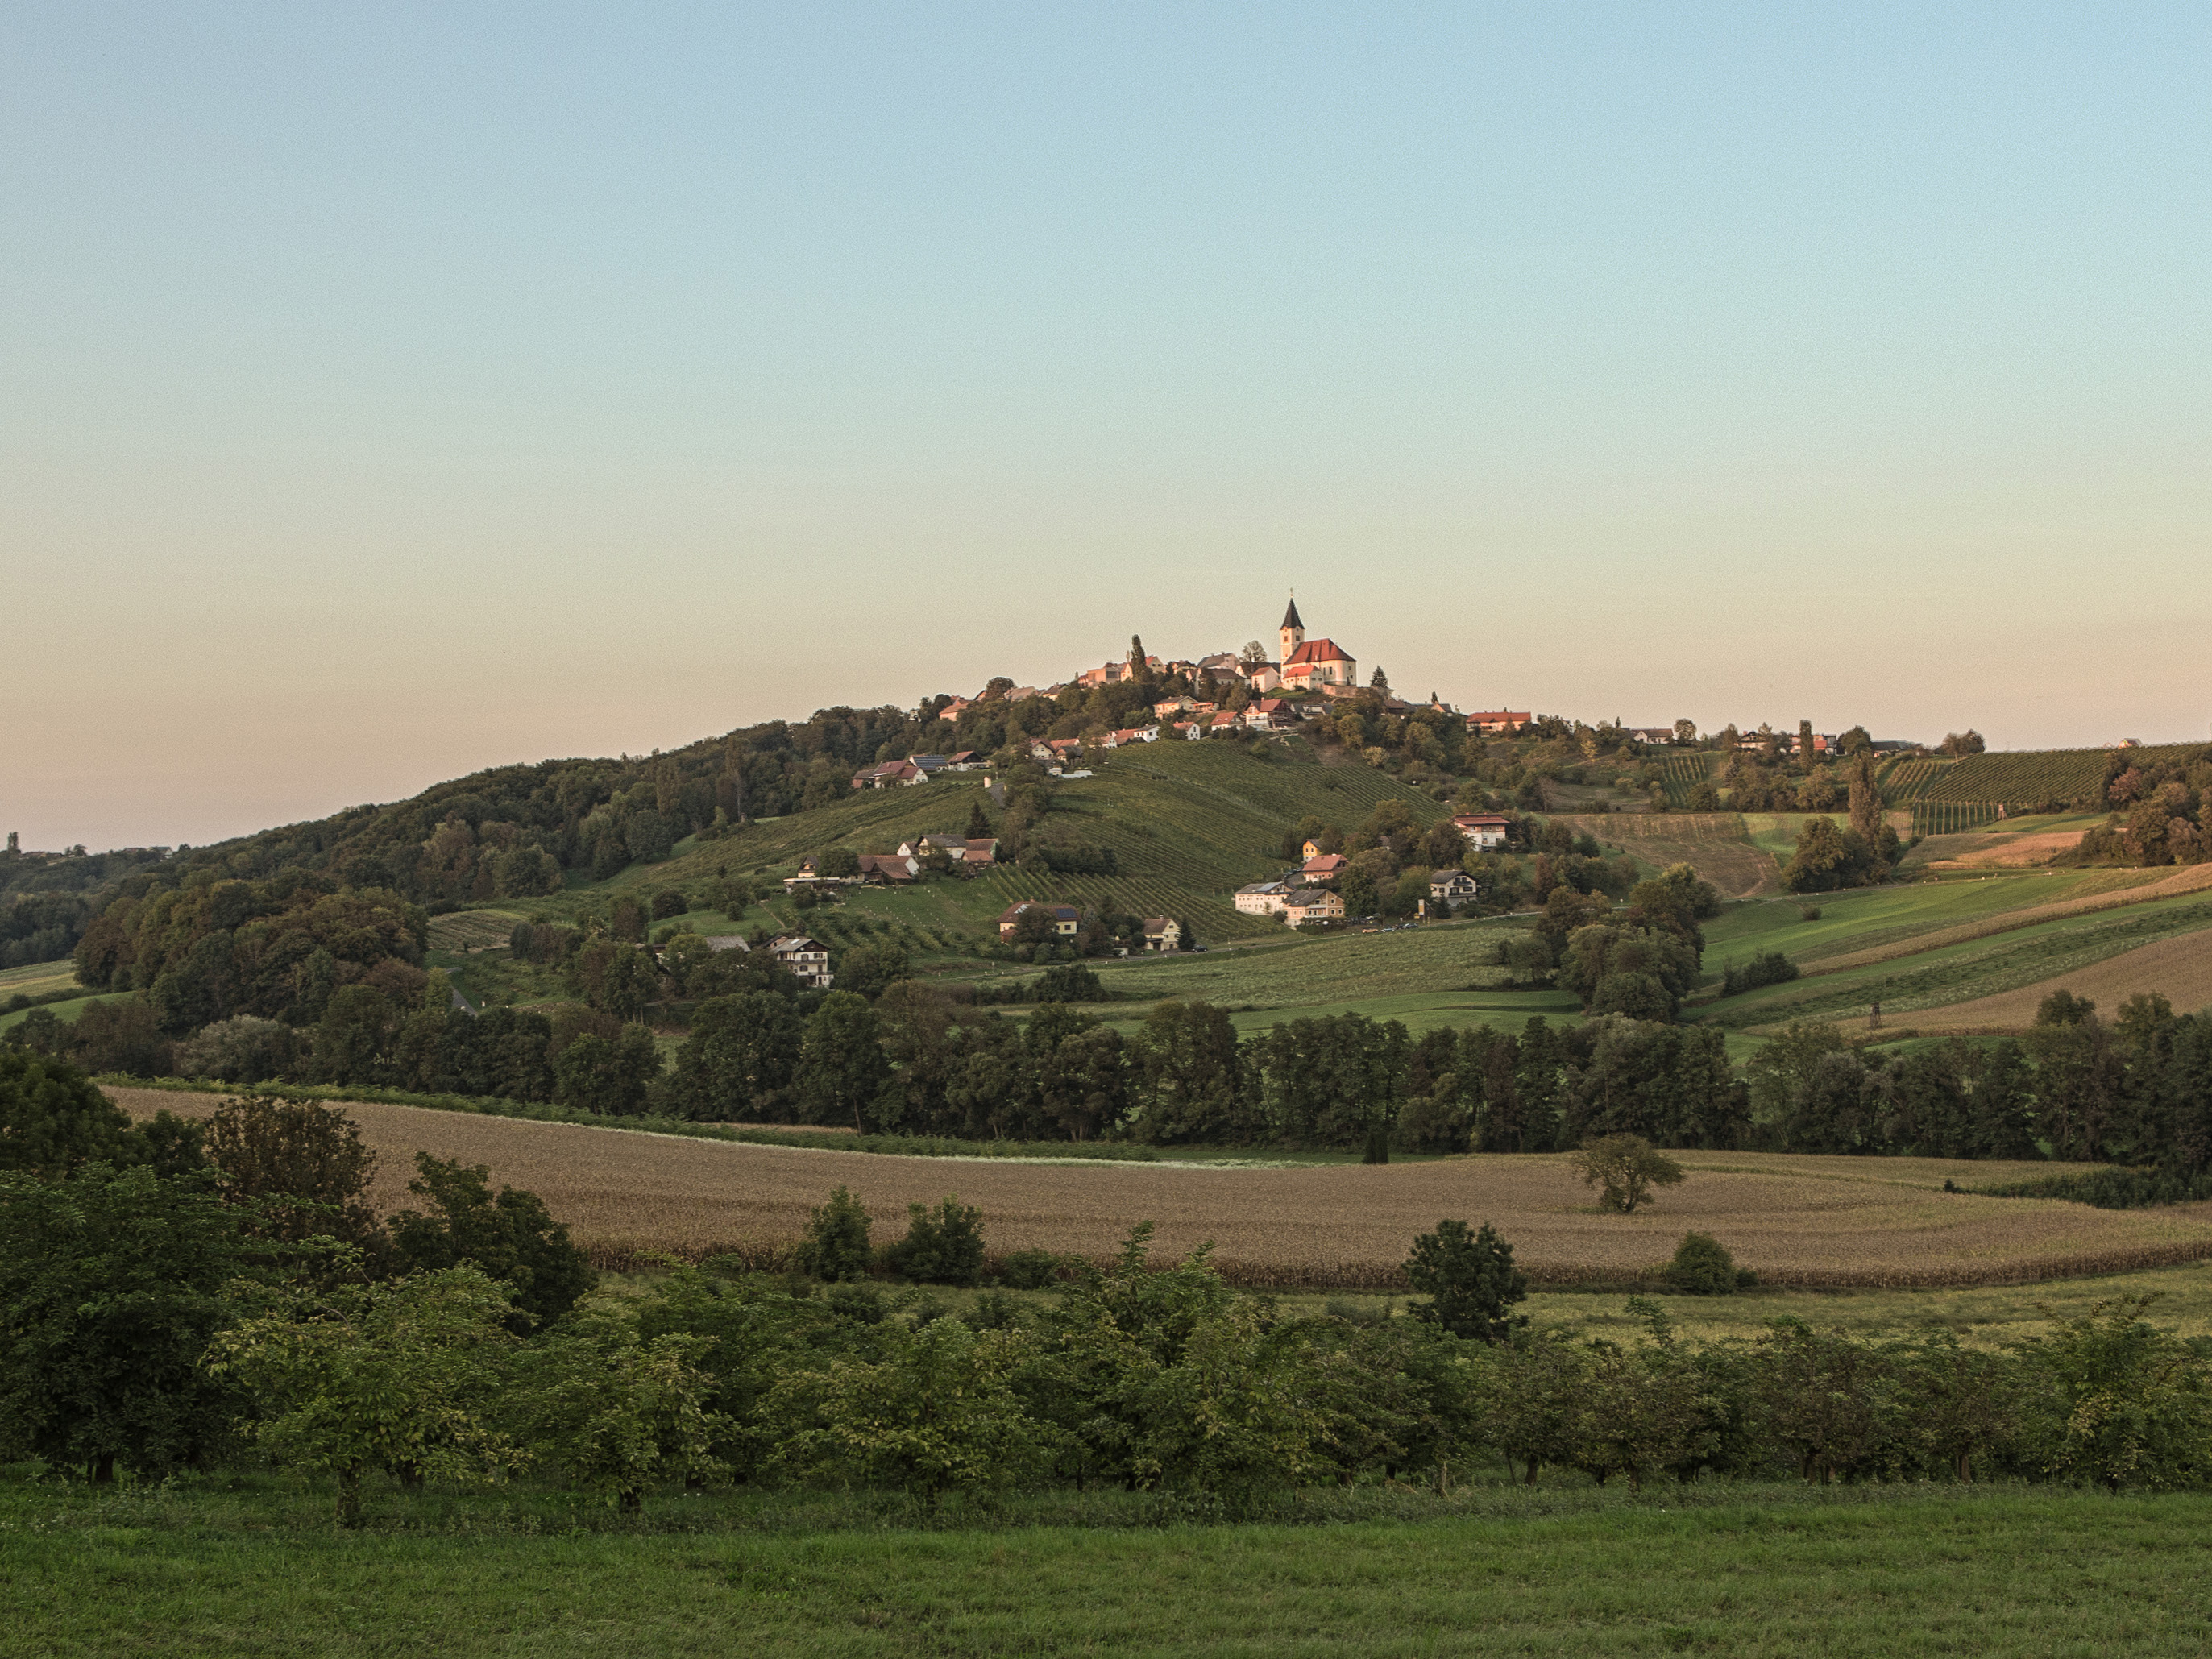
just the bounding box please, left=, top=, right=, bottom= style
left=5, top=4, right=2208, bottom=848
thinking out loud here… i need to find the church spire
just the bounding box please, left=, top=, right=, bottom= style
left=1281, top=594, right=1303, bottom=631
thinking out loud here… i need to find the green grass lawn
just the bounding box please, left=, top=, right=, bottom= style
left=0, top=991, right=119, bottom=1034
left=8, top=1473, right=2210, bottom=1657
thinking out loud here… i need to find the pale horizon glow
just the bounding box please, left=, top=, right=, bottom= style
left=5, top=4, right=2209, bottom=850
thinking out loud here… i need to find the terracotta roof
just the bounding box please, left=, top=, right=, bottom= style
left=1284, top=638, right=1351, bottom=666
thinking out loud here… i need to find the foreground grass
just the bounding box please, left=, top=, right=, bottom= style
left=7, top=1474, right=2210, bottom=1657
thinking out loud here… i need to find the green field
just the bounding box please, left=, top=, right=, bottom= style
left=9, top=1472, right=2210, bottom=1657
left=1699, top=891, right=2212, bottom=1030
left=0, top=958, right=81, bottom=995
left=0, top=990, right=118, bottom=1034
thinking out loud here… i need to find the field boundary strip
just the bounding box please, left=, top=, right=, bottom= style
left=1799, top=865, right=2212, bottom=979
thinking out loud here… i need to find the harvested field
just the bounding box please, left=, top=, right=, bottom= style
left=1913, top=931, right=2212, bottom=1031
left=1553, top=813, right=1778, bottom=898
left=109, top=1088, right=2212, bottom=1291
left=426, top=910, right=529, bottom=952
left=1921, top=830, right=2087, bottom=869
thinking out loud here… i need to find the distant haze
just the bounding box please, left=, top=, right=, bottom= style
left=5, top=6, right=2208, bottom=850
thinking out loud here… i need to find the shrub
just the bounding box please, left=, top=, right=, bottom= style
left=389, top=1155, right=596, bottom=1329
left=650, top=890, right=688, bottom=920
left=795, top=1185, right=874, bottom=1282
left=1799, top=906, right=1823, bottom=922
left=1033, top=964, right=1105, bottom=1002
left=888, top=1194, right=986, bottom=1287
left=998, top=1248, right=1062, bottom=1290
left=1664, top=1230, right=1741, bottom=1295
left=1721, top=951, right=1800, bottom=997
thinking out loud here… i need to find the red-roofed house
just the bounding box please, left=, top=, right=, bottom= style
left=1452, top=814, right=1512, bottom=850
left=1465, top=711, right=1532, bottom=735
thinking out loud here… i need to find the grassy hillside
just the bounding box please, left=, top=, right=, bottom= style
left=581, top=741, right=1449, bottom=944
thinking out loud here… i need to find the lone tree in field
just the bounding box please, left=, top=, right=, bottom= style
left=1571, top=1134, right=1686, bottom=1214
left=1404, top=1218, right=1527, bottom=1343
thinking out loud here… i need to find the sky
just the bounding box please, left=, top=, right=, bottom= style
left=4, top=3, right=2209, bottom=851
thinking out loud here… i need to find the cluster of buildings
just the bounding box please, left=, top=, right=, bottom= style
left=994, top=902, right=1181, bottom=954
left=786, top=835, right=1002, bottom=892
left=1233, top=816, right=1510, bottom=928
left=695, top=931, right=835, bottom=990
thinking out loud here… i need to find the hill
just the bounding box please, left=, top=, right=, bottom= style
left=590, top=739, right=1449, bottom=944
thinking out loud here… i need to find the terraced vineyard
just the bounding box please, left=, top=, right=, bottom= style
left=1655, top=751, right=1720, bottom=807
left=1875, top=755, right=1951, bottom=803
left=1921, top=744, right=2203, bottom=810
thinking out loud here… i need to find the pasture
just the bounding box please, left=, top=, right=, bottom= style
left=107, top=1088, right=2212, bottom=1289
left=11, top=1477, right=2212, bottom=1658
left=1911, top=929, right=2212, bottom=1031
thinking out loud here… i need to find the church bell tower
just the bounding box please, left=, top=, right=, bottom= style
left=1279, top=595, right=1305, bottom=664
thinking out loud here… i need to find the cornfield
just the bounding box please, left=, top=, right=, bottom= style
left=108, top=1089, right=2212, bottom=1291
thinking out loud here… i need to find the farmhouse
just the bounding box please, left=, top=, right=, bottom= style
left=1429, top=869, right=1480, bottom=905
left=1234, top=880, right=1293, bottom=917
left=768, top=935, right=834, bottom=989
left=1301, top=852, right=1349, bottom=881
left=997, top=901, right=1081, bottom=940
left=1280, top=887, right=1346, bottom=926
left=856, top=853, right=919, bottom=885
left=1466, top=711, right=1532, bottom=735
left=852, top=760, right=926, bottom=790
left=1451, top=814, right=1511, bottom=850
left=1141, top=916, right=1182, bottom=952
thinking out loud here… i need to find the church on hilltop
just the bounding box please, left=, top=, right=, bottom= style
left=1276, top=596, right=1356, bottom=689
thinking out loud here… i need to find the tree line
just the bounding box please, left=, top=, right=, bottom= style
left=6, top=1073, right=2209, bottom=1519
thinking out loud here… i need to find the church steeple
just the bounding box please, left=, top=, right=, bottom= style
left=1279, top=594, right=1305, bottom=665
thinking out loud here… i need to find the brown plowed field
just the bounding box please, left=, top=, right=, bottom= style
left=1912, top=931, right=2212, bottom=1031
left=110, top=1089, right=2212, bottom=1291
left=1919, top=830, right=2087, bottom=869
left=1553, top=814, right=1778, bottom=898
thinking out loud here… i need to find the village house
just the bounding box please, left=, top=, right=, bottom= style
left=944, top=749, right=983, bottom=770
left=851, top=759, right=927, bottom=790
left=1429, top=869, right=1480, bottom=906
left=783, top=857, right=859, bottom=891
left=1243, top=698, right=1293, bottom=732
left=1106, top=727, right=1160, bottom=747
left=768, top=935, right=834, bottom=989
left=1234, top=880, right=1293, bottom=917
left=1140, top=916, right=1182, bottom=952
left=1465, top=711, right=1532, bottom=736
left=1280, top=887, right=1346, bottom=926
left=997, top=901, right=1081, bottom=941
left=1301, top=852, right=1349, bottom=881
left=1628, top=727, right=1676, bottom=745
left=1451, top=814, right=1512, bottom=850
left=856, top=853, right=919, bottom=885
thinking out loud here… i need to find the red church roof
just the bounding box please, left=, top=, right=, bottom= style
left=1284, top=638, right=1351, bottom=666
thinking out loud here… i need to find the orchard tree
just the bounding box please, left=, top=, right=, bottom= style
left=1404, top=1218, right=1528, bottom=1343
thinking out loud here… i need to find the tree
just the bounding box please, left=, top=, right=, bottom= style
left=1672, top=719, right=1697, bottom=745
left=668, top=992, right=805, bottom=1121
left=799, top=992, right=890, bottom=1130
left=887, top=1194, right=986, bottom=1286
left=1403, top=1219, right=1527, bottom=1343
left=204, top=1268, right=522, bottom=1525
left=815, top=846, right=861, bottom=880
left=1571, top=1134, right=1686, bottom=1213
left=505, top=1309, right=723, bottom=1512
left=795, top=1185, right=874, bottom=1281
left=553, top=1023, right=662, bottom=1116
left=0, top=1162, right=255, bottom=1479
left=389, top=1155, right=596, bottom=1330
left=965, top=799, right=994, bottom=840
left=835, top=942, right=911, bottom=1001
left=766, top=1317, right=1050, bottom=1509
left=2019, top=1295, right=2212, bottom=1491
left=1848, top=754, right=1885, bottom=848
left=0, top=1048, right=141, bottom=1176
left=204, top=1095, right=385, bottom=1252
